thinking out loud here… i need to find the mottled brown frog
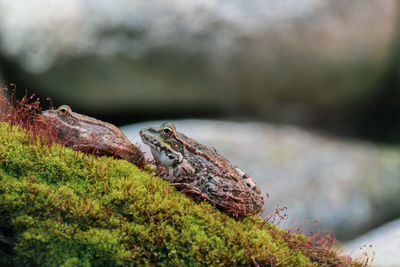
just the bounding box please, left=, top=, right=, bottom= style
left=41, top=105, right=144, bottom=166
left=140, top=122, right=264, bottom=217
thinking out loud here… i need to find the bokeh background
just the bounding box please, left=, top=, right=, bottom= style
left=1, top=0, right=400, bottom=264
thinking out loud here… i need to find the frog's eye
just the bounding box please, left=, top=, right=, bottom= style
left=57, top=105, right=70, bottom=116
left=162, top=127, right=173, bottom=137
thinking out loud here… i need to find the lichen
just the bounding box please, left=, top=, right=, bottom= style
left=0, top=122, right=359, bottom=266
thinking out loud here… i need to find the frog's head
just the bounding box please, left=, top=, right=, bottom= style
left=42, top=105, right=70, bottom=118
left=139, top=122, right=184, bottom=167
left=41, top=105, right=79, bottom=129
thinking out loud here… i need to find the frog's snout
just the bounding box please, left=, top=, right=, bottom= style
left=41, top=109, right=57, bottom=119
left=139, top=127, right=156, bottom=138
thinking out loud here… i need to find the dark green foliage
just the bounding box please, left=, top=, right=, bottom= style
left=0, top=123, right=358, bottom=266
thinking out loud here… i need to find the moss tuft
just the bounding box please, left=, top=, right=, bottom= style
left=0, top=123, right=359, bottom=266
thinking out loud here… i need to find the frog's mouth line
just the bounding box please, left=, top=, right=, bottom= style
left=139, top=129, right=167, bottom=152
left=140, top=130, right=161, bottom=149
left=140, top=129, right=183, bottom=165
left=140, top=134, right=173, bottom=155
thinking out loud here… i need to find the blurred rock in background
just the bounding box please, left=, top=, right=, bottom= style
left=344, top=218, right=400, bottom=266
left=0, top=0, right=399, bottom=140
left=1, top=0, right=400, bottom=246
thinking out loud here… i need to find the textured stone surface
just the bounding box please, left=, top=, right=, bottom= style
left=123, top=120, right=400, bottom=241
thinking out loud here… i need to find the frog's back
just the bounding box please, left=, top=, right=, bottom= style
left=77, top=114, right=125, bottom=138
left=176, top=132, right=239, bottom=175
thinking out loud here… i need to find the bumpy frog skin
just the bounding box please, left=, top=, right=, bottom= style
left=41, top=105, right=144, bottom=166
left=140, top=122, right=264, bottom=217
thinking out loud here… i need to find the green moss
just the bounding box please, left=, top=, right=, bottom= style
left=0, top=122, right=358, bottom=266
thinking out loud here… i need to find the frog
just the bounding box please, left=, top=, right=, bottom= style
left=41, top=105, right=144, bottom=166
left=139, top=122, right=264, bottom=217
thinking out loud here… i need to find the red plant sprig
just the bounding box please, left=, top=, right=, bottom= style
left=0, top=84, right=59, bottom=144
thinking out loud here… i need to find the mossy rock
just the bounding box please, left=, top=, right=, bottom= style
left=0, top=122, right=357, bottom=266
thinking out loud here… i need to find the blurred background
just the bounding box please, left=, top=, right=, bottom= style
left=0, top=0, right=399, bottom=264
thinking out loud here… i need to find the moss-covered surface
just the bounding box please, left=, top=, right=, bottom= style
left=0, top=122, right=358, bottom=266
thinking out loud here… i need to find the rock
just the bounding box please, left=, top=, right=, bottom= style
left=123, top=120, right=400, bottom=241
left=343, top=218, right=400, bottom=267
left=0, top=0, right=398, bottom=124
